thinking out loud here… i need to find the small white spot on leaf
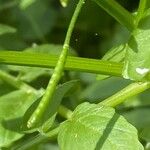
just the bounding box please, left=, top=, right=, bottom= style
left=136, top=68, right=149, bottom=75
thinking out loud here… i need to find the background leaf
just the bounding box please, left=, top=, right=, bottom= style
left=19, top=0, right=37, bottom=10
left=0, top=90, right=41, bottom=147
left=0, top=24, right=16, bottom=36
left=97, top=44, right=126, bottom=80
left=22, top=80, right=78, bottom=132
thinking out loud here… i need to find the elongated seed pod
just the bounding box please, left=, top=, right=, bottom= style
left=27, top=0, right=86, bottom=128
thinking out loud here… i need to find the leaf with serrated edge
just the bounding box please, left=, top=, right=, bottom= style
left=58, top=102, right=143, bottom=150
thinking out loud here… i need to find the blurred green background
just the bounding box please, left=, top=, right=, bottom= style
left=0, top=0, right=139, bottom=58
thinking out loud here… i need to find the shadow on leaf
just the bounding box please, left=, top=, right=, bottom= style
left=2, top=117, right=23, bottom=133
left=95, top=113, right=119, bottom=150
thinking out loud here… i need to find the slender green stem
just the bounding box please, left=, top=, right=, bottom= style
left=99, top=81, right=150, bottom=107
left=27, top=0, right=86, bottom=128
left=93, top=0, right=135, bottom=31
left=0, top=70, right=37, bottom=93
left=58, top=105, right=73, bottom=119
left=64, top=0, right=85, bottom=45
left=136, top=0, right=147, bottom=25
left=0, top=51, right=123, bottom=77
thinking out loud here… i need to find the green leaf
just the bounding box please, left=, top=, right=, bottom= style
left=17, top=0, right=57, bottom=40
left=140, top=127, right=150, bottom=142
left=97, top=44, right=126, bottom=80
left=22, top=80, right=78, bottom=132
left=0, top=90, right=40, bottom=147
left=0, top=24, right=16, bottom=35
left=123, top=9, right=150, bottom=81
left=58, top=102, right=143, bottom=150
left=123, top=108, right=150, bottom=129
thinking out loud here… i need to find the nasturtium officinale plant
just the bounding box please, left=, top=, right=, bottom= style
left=0, top=0, right=149, bottom=149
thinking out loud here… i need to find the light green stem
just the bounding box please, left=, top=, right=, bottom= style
left=58, top=105, right=73, bottom=119
left=0, top=50, right=123, bottom=77
left=27, top=0, right=85, bottom=128
left=99, top=81, right=150, bottom=107
left=0, top=70, right=37, bottom=93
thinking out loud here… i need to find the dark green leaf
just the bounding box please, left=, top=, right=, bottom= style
left=0, top=90, right=40, bottom=147
left=140, top=127, right=150, bottom=142
left=0, top=24, right=16, bottom=35
left=22, top=80, right=78, bottom=132
left=17, top=0, right=57, bottom=40
left=123, top=108, right=150, bottom=130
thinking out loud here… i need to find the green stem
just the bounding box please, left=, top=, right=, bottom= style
left=0, top=51, right=123, bottom=77
left=58, top=105, right=73, bottom=119
left=93, top=0, right=135, bottom=31
left=0, top=70, right=37, bottom=93
left=136, top=0, right=147, bottom=25
left=27, top=0, right=85, bottom=128
left=99, top=81, right=150, bottom=107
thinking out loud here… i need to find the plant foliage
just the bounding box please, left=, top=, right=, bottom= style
left=0, top=0, right=149, bottom=149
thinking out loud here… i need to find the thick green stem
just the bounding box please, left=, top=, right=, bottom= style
left=27, top=0, right=85, bottom=128
left=58, top=105, right=73, bottom=119
left=99, top=81, right=150, bottom=107
left=0, top=70, right=37, bottom=93
left=0, top=51, right=123, bottom=77
left=93, top=0, right=135, bottom=31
